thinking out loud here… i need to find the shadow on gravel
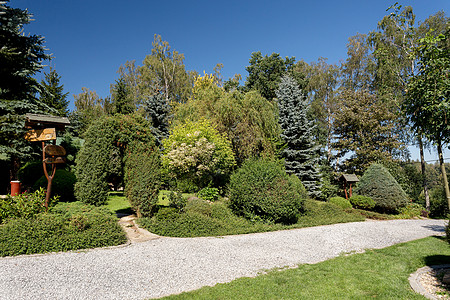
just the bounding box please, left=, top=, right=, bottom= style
left=422, top=224, right=445, bottom=233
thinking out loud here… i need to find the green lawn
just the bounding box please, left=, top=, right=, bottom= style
left=159, top=236, right=450, bottom=299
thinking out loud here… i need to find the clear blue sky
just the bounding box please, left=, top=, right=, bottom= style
left=12, top=0, right=450, bottom=161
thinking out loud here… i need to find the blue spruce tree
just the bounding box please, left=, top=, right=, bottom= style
left=276, top=75, right=322, bottom=198
left=143, top=92, right=170, bottom=146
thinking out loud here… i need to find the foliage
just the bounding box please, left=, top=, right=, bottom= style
left=162, top=119, right=236, bottom=191
left=138, top=198, right=363, bottom=238
left=72, top=87, right=113, bottom=136
left=143, top=91, right=170, bottom=146
left=111, top=77, right=134, bottom=115
left=333, top=89, right=405, bottom=174
left=428, top=186, right=449, bottom=218
left=124, top=141, right=161, bottom=217
left=167, top=191, right=187, bottom=212
left=34, top=169, right=77, bottom=202
left=398, top=203, right=426, bottom=219
left=382, top=160, right=423, bottom=202
left=197, top=187, right=219, bottom=202
left=17, top=160, right=43, bottom=189
left=276, top=75, right=322, bottom=198
left=245, top=51, right=296, bottom=100
left=174, top=74, right=281, bottom=164
left=39, top=67, right=69, bottom=116
left=75, top=114, right=155, bottom=206
left=0, top=2, right=53, bottom=181
left=328, top=196, right=352, bottom=210
left=354, top=163, right=409, bottom=213
left=349, top=195, right=376, bottom=210
left=228, top=158, right=305, bottom=224
left=0, top=188, right=57, bottom=223
left=0, top=201, right=126, bottom=257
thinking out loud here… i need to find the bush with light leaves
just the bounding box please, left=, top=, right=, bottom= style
left=162, top=119, right=236, bottom=192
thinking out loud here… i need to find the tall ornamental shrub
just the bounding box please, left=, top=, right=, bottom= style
left=75, top=114, right=155, bottom=206
left=162, top=119, right=236, bottom=192
left=228, top=158, right=306, bottom=224
left=124, top=141, right=161, bottom=217
left=276, top=75, right=322, bottom=199
left=354, top=163, right=409, bottom=212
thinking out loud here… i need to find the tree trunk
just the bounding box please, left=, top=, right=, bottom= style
left=418, top=133, right=430, bottom=210
left=437, top=140, right=450, bottom=210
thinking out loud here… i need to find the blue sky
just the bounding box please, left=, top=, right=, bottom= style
left=12, top=0, right=450, bottom=161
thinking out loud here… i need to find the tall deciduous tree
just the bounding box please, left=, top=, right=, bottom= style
left=0, top=1, right=51, bottom=181
left=39, top=67, right=69, bottom=116
left=245, top=52, right=296, bottom=101
left=405, top=30, right=450, bottom=209
left=333, top=88, right=405, bottom=174
left=276, top=75, right=321, bottom=198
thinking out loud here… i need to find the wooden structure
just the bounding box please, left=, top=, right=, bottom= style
left=339, top=174, right=359, bottom=200
left=24, top=114, right=70, bottom=208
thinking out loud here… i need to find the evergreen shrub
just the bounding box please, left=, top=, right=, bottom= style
left=75, top=114, right=155, bottom=206
left=0, top=201, right=126, bottom=257
left=328, top=196, right=352, bottom=210
left=34, top=169, right=76, bottom=202
left=124, top=141, right=161, bottom=218
left=354, top=163, right=409, bottom=213
left=428, top=187, right=449, bottom=218
left=349, top=195, right=376, bottom=210
left=228, top=158, right=305, bottom=224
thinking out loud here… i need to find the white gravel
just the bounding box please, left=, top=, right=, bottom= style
left=0, top=219, right=446, bottom=300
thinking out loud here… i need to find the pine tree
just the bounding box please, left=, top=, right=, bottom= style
left=40, top=67, right=69, bottom=116
left=111, top=77, right=134, bottom=115
left=0, top=1, right=51, bottom=181
left=276, top=75, right=322, bottom=198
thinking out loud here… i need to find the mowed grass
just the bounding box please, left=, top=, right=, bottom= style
left=161, top=236, right=450, bottom=299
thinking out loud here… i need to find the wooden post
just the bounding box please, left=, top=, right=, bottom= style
left=344, top=182, right=348, bottom=200
left=349, top=183, right=353, bottom=198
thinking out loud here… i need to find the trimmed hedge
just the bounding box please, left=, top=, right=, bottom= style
left=354, top=163, right=409, bottom=213
left=349, top=195, right=376, bottom=210
left=328, top=196, right=352, bottom=210
left=228, top=158, right=305, bottom=224
left=0, top=201, right=126, bottom=257
left=124, top=141, right=161, bottom=217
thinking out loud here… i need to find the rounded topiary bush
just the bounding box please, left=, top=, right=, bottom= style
left=349, top=195, right=376, bottom=210
left=354, top=163, right=409, bottom=213
left=34, top=169, right=76, bottom=202
left=228, top=158, right=305, bottom=224
left=328, top=196, right=352, bottom=210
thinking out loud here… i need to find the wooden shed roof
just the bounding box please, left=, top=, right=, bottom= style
left=340, top=174, right=359, bottom=183
left=25, top=113, right=70, bottom=130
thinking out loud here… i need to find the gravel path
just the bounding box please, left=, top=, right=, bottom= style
left=0, top=219, right=446, bottom=300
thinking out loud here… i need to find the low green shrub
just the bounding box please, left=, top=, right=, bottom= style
left=328, top=196, right=352, bottom=210
left=0, top=188, right=58, bottom=223
left=298, top=199, right=364, bottom=226
left=0, top=201, right=126, bottom=257
left=184, top=198, right=212, bottom=216
left=349, top=195, right=376, bottom=210
left=228, top=158, right=305, bottom=224
left=167, top=191, right=187, bottom=212
left=34, top=169, right=76, bottom=202
left=446, top=218, right=450, bottom=245
left=398, top=203, right=426, bottom=219
left=428, top=187, right=449, bottom=218
left=124, top=141, right=162, bottom=217
left=197, top=187, right=220, bottom=202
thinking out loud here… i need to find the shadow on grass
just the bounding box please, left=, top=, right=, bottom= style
left=424, top=236, right=450, bottom=266
left=115, top=207, right=134, bottom=218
